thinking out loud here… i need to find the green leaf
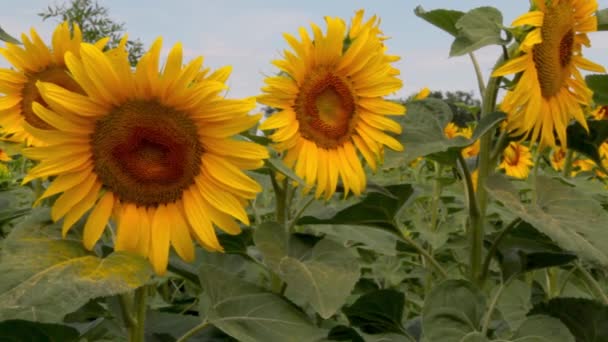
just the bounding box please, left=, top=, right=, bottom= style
left=281, top=238, right=360, bottom=319
left=0, top=210, right=153, bottom=323
left=496, top=280, right=532, bottom=332
left=0, top=320, right=80, bottom=342
left=265, top=157, right=305, bottom=185
left=199, top=263, right=328, bottom=342
left=414, top=6, right=464, bottom=36
left=529, top=298, right=608, bottom=342
left=491, top=221, right=577, bottom=278
left=299, top=184, right=415, bottom=228
left=450, top=7, right=509, bottom=57
left=302, top=224, right=399, bottom=256
left=0, top=26, right=20, bottom=44
left=567, top=120, right=608, bottom=173
left=510, top=315, right=574, bottom=342
left=386, top=99, right=505, bottom=167
left=485, top=174, right=608, bottom=267
left=587, top=74, right=608, bottom=105
left=598, top=9, right=608, bottom=31
left=422, top=280, right=486, bottom=342
left=343, top=289, right=406, bottom=335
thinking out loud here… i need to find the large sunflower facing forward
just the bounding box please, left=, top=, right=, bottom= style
left=23, top=39, right=268, bottom=274
left=493, top=0, right=606, bottom=147
left=258, top=10, right=405, bottom=199
left=0, top=22, right=106, bottom=145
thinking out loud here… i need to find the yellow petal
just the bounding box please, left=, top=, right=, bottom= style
left=83, top=191, right=114, bottom=250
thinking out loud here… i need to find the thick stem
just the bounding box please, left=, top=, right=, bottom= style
left=457, top=153, right=482, bottom=284
left=429, top=162, right=444, bottom=232
left=132, top=286, right=148, bottom=342
left=118, top=293, right=136, bottom=333
left=469, top=52, right=486, bottom=102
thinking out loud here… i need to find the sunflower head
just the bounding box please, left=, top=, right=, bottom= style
left=0, top=22, right=108, bottom=146
left=493, top=0, right=606, bottom=147
left=498, top=142, right=534, bottom=179
left=593, top=105, right=608, bottom=120
left=258, top=10, right=405, bottom=199
left=0, top=148, right=9, bottom=162
left=23, top=38, right=268, bottom=274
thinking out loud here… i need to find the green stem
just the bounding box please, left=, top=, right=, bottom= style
left=395, top=220, right=448, bottom=279
left=288, top=196, right=315, bottom=232
left=481, top=281, right=507, bottom=336
left=562, top=149, right=574, bottom=178
left=576, top=263, right=608, bottom=305
left=118, top=293, right=136, bottom=330
left=429, top=162, right=443, bottom=232
left=480, top=218, right=522, bottom=284
left=489, top=130, right=509, bottom=165
left=132, top=286, right=148, bottom=342
left=270, top=171, right=286, bottom=224
left=468, top=52, right=486, bottom=101
left=176, top=320, right=209, bottom=342
left=457, top=153, right=482, bottom=284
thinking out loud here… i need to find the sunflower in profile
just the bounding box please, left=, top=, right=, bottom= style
left=0, top=22, right=107, bottom=145
left=499, top=142, right=534, bottom=179
left=23, top=39, right=268, bottom=274
left=258, top=10, right=404, bottom=199
left=593, top=105, right=608, bottom=120
left=493, top=0, right=606, bottom=147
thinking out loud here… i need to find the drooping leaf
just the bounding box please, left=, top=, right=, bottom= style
left=0, top=320, right=80, bottom=342
left=199, top=263, right=328, bottom=342
left=450, top=7, right=510, bottom=57
left=422, top=280, right=486, bottom=342
left=0, top=209, right=153, bottom=323
left=509, top=315, right=574, bottom=342
left=0, top=26, right=20, bottom=44
left=414, top=6, right=464, bottom=36
left=587, top=74, right=608, bottom=105
left=598, top=9, right=608, bottom=31
left=529, top=298, right=608, bottom=342
left=343, top=289, right=406, bottom=335
left=485, top=175, right=608, bottom=267
left=298, top=184, right=415, bottom=229
left=490, top=221, right=577, bottom=278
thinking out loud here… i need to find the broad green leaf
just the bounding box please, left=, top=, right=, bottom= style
left=566, top=120, right=608, bottom=174
left=299, top=184, right=415, bottom=228
left=587, top=74, right=608, bottom=105
left=253, top=221, right=288, bottom=270
left=598, top=9, right=608, bottom=31
left=491, top=221, right=577, bottom=278
left=509, top=315, right=574, bottom=342
left=218, top=228, right=253, bottom=256
left=529, top=298, right=608, bottom=342
left=386, top=99, right=504, bottom=167
left=422, top=280, right=486, bottom=342
left=0, top=210, right=153, bottom=323
left=343, top=289, right=406, bottom=335
left=485, top=174, right=608, bottom=267
left=414, top=6, right=464, bottom=36
left=0, top=320, right=79, bottom=342
left=281, top=238, right=359, bottom=319
left=302, top=224, right=399, bottom=256
left=144, top=311, right=232, bottom=341
left=265, top=157, right=305, bottom=185
left=0, top=26, right=20, bottom=44
left=450, top=7, right=509, bottom=57
left=495, top=280, right=531, bottom=332
left=461, top=332, right=489, bottom=342
left=199, top=263, right=328, bottom=342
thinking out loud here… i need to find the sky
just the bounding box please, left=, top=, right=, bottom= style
left=1, top=0, right=607, bottom=101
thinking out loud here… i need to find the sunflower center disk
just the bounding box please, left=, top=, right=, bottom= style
left=92, top=100, right=203, bottom=206
left=295, top=69, right=356, bottom=148
left=532, top=2, right=575, bottom=98
left=22, top=66, right=83, bottom=129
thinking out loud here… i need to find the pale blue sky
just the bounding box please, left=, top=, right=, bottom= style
left=2, top=0, right=607, bottom=100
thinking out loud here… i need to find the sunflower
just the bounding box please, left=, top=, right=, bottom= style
left=492, top=0, right=606, bottom=147
left=498, top=142, right=534, bottom=179
left=550, top=147, right=567, bottom=171
left=0, top=22, right=107, bottom=146
left=0, top=148, right=9, bottom=162
left=258, top=10, right=404, bottom=199
left=22, top=39, right=268, bottom=274
left=593, top=105, right=608, bottom=120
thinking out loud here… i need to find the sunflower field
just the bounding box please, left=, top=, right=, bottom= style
left=1, top=1, right=608, bottom=341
